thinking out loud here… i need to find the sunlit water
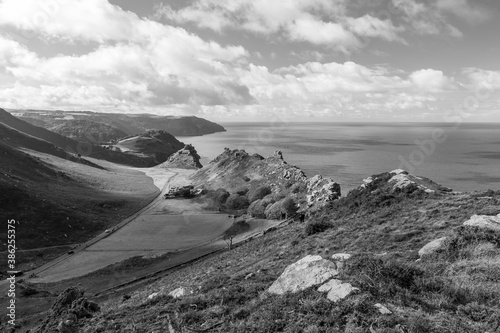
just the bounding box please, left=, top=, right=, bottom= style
left=180, top=122, right=500, bottom=194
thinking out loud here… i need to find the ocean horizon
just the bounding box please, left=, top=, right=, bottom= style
left=181, top=122, right=500, bottom=194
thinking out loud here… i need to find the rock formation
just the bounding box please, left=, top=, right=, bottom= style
left=157, top=144, right=203, bottom=169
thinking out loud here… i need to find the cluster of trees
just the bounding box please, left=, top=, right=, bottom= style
left=204, top=184, right=298, bottom=220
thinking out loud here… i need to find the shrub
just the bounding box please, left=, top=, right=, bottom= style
left=225, top=194, right=250, bottom=210
left=248, top=185, right=272, bottom=203
left=248, top=200, right=266, bottom=218
left=304, top=220, right=333, bottom=236
left=281, top=197, right=298, bottom=217
left=236, top=187, right=249, bottom=196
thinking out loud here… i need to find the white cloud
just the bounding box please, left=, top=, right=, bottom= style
left=156, top=0, right=403, bottom=51
left=409, top=69, right=453, bottom=92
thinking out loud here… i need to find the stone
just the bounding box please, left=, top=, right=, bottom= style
left=268, top=255, right=339, bottom=295
left=147, top=292, right=160, bottom=300
left=168, top=287, right=192, bottom=299
left=374, top=303, right=392, bottom=315
left=317, top=279, right=359, bottom=302
left=418, top=237, right=447, bottom=257
left=463, top=214, right=500, bottom=231
left=331, top=253, right=352, bottom=269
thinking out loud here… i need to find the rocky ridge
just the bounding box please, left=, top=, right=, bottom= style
left=156, top=144, right=202, bottom=169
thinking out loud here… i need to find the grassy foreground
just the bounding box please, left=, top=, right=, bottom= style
left=16, top=171, right=500, bottom=333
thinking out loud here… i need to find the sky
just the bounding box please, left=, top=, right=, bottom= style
left=0, top=0, right=499, bottom=122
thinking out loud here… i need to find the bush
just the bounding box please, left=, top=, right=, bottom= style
left=281, top=197, right=298, bottom=217
left=248, top=185, right=272, bottom=203
left=248, top=199, right=267, bottom=218
left=225, top=194, right=250, bottom=210
left=236, top=187, right=249, bottom=196
left=304, top=220, right=333, bottom=236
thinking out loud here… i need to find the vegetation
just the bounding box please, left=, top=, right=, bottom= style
left=248, top=185, right=272, bottom=203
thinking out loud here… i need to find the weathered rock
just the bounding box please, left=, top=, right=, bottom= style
left=306, top=175, right=341, bottom=208
left=317, top=279, right=359, bottom=302
left=463, top=214, right=500, bottom=231
left=418, top=237, right=447, bottom=257
left=374, top=303, right=392, bottom=315
left=268, top=255, right=338, bottom=295
left=168, top=287, right=192, bottom=299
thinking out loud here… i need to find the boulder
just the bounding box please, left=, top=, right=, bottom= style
left=147, top=292, right=160, bottom=300
left=418, top=237, right=447, bottom=257
left=317, top=279, right=359, bottom=302
left=463, top=214, right=500, bottom=231
left=268, top=255, right=339, bottom=295
left=374, top=303, right=392, bottom=315
left=168, top=287, right=192, bottom=299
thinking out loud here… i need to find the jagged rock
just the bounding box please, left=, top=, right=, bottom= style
left=306, top=175, right=341, bottom=208
left=168, top=287, right=192, bottom=299
left=157, top=144, right=202, bottom=169
left=268, top=255, right=339, bottom=295
left=418, top=237, right=448, bottom=257
left=463, top=214, right=500, bottom=231
left=317, top=279, right=359, bottom=302
left=274, top=150, right=284, bottom=160
left=374, top=303, right=392, bottom=315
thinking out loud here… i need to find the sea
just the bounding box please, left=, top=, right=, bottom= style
left=179, top=122, right=500, bottom=194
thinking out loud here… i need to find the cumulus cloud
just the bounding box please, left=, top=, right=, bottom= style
left=409, top=69, right=454, bottom=92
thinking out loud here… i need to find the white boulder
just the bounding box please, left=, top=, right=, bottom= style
left=268, top=255, right=339, bottom=295
left=168, top=287, right=192, bottom=299
left=463, top=214, right=500, bottom=231
left=317, top=279, right=359, bottom=302
left=418, top=237, right=447, bottom=257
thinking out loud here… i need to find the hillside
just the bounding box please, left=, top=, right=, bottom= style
left=0, top=108, right=166, bottom=167
left=24, top=165, right=500, bottom=333
left=0, top=141, right=159, bottom=273
left=110, top=130, right=184, bottom=164
left=14, top=109, right=226, bottom=139
left=48, top=120, right=128, bottom=143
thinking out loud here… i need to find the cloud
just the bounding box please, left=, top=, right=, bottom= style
left=156, top=0, right=403, bottom=51
left=392, top=0, right=491, bottom=37
left=409, top=69, right=454, bottom=92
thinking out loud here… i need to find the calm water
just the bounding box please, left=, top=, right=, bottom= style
left=180, top=123, right=500, bottom=194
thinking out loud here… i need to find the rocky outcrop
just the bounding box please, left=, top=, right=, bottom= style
left=268, top=255, right=339, bottom=295
left=387, top=169, right=452, bottom=193
left=157, top=144, right=202, bottom=169
left=463, top=214, right=500, bottom=231
left=418, top=237, right=448, bottom=257
left=358, top=169, right=452, bottom=195
left=33, top=287, right=99, bottom=333
left=306, top=175, right=341, bottom=208
left=190, top=149, right=340, bottom=212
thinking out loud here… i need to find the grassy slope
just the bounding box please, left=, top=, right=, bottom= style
left=0, top=141, right=158, bottom=274
left=67, top=173, right=500, bottom=332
